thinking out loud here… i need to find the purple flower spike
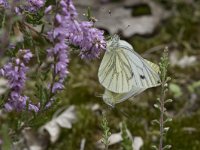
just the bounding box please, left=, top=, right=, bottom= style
left=0, top=49, right=39, bottom=112
left=47, top=41, right=69, bottom=94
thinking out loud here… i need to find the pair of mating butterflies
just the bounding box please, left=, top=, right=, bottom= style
left=98, top=35, right=161, bottom=107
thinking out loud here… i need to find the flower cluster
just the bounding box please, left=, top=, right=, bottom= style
left=46, top=0, right=106, bottom=94
left=79, top=21, right=106, bottom=59
left=53, top=0, right=106, bottom=60
left=47, top=41, right=69, bottom=93
left=0, top=0, right=45, bottom=11
left=47, top=12, right=69, bottom=94
left=27, top=0, right=46, bottom=11
left=0, top=49, right=39, bottom=112
left=28, top=0, right=45, bottom=8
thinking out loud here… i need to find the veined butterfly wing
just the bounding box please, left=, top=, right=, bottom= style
left=103, top=87, right=146, bottom=107
left=118, top=40, right=161, bottom=88
left=144, top=59, right=160, bottom=73
left=98, top=42, right=134, bottom=93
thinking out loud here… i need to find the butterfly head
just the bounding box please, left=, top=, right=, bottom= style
left=107, top=34, right=120, bottom=52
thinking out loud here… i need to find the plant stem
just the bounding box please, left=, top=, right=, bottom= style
left=158, top=48, right=169, bottom=150
left=105, top=145, right=109, bottom=150
left=159, top=82, right=165, bottom=150
left=23, top=22, right=50, bottom=41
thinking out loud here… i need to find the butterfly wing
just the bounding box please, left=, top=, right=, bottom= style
left=144, top=59, right=160, bottom=73
left=98, top=49, right=134, bottom=93
left=103, top=87, right=146, bottom=107
left=118, top=40, right=161, bottom=88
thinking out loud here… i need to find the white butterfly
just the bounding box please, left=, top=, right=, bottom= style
left=98, top=35, right=160, bottom=106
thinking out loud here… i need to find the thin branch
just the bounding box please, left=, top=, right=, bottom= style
left=22, top=22, right=50, bottom=41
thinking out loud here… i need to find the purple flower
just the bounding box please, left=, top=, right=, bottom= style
left=22, top=50, right=33, bottom=62
left=0, top=49, right=39, bottom=112
left=52, top=82, right=64, bottom=93
left=79, top=21, right=106, bottom=59
left=25, top=0, right=46, bottom=12
left=1, top=0, right=45, bottom=12
left=4, top=95, right=39, bottom=112
left=59, top=0, right=106, bottom=59
left=45, top=5, right=52, bottom=14
left=28, top=0, right=45, bottom=8
left=47, top=4, right=70, bottom=94
left=47, top=40, right=69, bottom=94
left=0, top=0, right=8, bottom=7
left=60, top=0, right=78, bottom=18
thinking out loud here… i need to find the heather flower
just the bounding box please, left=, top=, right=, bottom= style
left=45, top=5, right=52, bottom=14
left=1, top=0, right=45, bottom=12
left=47, top=5, right=69, bottom=94
left=60, top=0, right=78, bottom=18
left=27, top=0, right=46, bottom=11
left=28, top=0, right=45, bottom=8
left=58, top=0, right=106, bottom=59
left=79, top=21, right=106, bottom=59
left=0, top=0, right=8, bottom=8
left=49, top=42, right=69, bottom=94
left=0, top=49, right=39, bottom=112
left=52, top=82, right=64, bottom=93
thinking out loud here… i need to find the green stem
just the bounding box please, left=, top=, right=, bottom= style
left=105, top=145, right=109, bottom=150
left=158, top=48, right=168, bottom=150
left=159, top=82, right=165, bottom=150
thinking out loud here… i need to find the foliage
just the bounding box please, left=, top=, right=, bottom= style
left=101, top=114, right=111, bottom=150
left=152, top=48, right=172, bottom=150
left=121, top=122, right=132, bottom=150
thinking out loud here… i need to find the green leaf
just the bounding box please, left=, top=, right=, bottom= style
left=163, top=145, right=172, bottom=149
left=169, top=83, right=182, bottom=98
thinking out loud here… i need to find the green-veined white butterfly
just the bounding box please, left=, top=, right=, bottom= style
left=98, top=35, right=160, bottom=93
left=98, top=35, right=161, bottom=106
